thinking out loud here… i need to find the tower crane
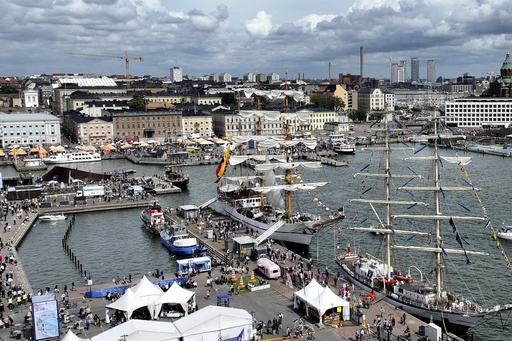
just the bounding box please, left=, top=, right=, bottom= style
left=64, top=52, right=144, bottom=90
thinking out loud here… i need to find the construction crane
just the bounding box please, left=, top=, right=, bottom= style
left=64, top=52, right=144, bottom=90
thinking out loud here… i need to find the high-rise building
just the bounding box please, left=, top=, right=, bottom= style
left=170, top=66, right=183, bottom=83
left=411, top=57, right=420, bottom=82
left=391, top=61, right=407, bottom=84
left=427, top=60, right=436, bottom=83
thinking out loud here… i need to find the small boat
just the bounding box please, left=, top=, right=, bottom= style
left=39, top=214, right=67, bottom=221
left=160, top=225, right=198, bottom=256
left=164, top=165, right=190, bottom=190
left=496, top=227, right=512, bottom=240
left=140, top=200, right=166, bottom=234
left=333, top=141, right=356, bottom=154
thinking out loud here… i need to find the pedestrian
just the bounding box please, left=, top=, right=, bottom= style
left=266, top=319, right=272, bottom=334
left=355, top=329, right=359, bottom=341
left=71, top=282, right=76, bottom=291
left=278, top=313, right=283, bottom=329
left=206, top=290, right=210, bottom=299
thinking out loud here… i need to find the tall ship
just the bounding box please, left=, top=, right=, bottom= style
left=213, top=105, right=342, bottom=249
left=43, top=151, right=101, bottom=164
left=164, top=165, right=190, bottom=190
left=336, top=113, right=512, bottom=333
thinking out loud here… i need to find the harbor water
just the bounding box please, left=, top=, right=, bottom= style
left=11, top=148, right=512, bottom=340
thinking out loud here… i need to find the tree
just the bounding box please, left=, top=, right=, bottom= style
left=221, top=93, right=236, bottom=105
left=331, top=96, right=345, bottom=111
left=348, top=108, right=367, bottom=122
left=0, top=86, right=18, bottom=94
left=312, top=95, right=345, bottom=111
left=129, top=97, right=146, bottom=110
left=368, top=111, right=384, bottom=121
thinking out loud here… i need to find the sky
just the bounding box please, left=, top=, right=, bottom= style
left=1, top=0, right=511, bottom=80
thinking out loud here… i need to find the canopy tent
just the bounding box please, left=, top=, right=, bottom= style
left=9, top=148, right=26, bottom=156
left=293, top=279, right=350, bottom=325
left=0, top=150, right=5, bottom=157
left=80, top=145, right=96, bottom=151
left=139, top=142, right=150, bottom=147
left=50, top=145, right=66, bottom=153
left=90, top=319, right=180, bottom=341
left=100, top=145, right=116, bottom=151
left=153, top=282, right=196, bottom=318
left=105, top=288, right=156, bottom=320
left=130, top=276, right=164, bottom=299
left=62, top=330, right=91, bottom=341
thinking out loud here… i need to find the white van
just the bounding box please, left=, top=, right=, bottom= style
left=257, top=258, right=281, bottom=279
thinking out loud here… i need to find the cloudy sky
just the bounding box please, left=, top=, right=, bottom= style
left=1, top=0, right=511, bottom=80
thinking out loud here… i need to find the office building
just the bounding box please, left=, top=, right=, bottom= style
left=427, top=60, right=436, bottom=83
left=170, top=67, right=183, bottom=83
left=411, top=57, right=420, bottom=82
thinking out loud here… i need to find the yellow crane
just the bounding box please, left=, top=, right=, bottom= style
left=64, top=52, right=144, bottom=90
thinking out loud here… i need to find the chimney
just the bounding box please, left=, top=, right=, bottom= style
left=360, top=46, right=364, bottom=79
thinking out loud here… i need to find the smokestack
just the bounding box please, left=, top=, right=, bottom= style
left=302, top=73, right=304, bottom=80
left=329, top=62, right=331, bottom=80
left=360, top=46, right=364, bottom=79
left=298, top=73, right=300, bottom=81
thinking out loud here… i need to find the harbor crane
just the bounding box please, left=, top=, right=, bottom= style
left=64, top=52, right=144, bottom=90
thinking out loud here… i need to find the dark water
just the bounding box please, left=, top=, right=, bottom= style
left=13, top=149, right=512, bottom=340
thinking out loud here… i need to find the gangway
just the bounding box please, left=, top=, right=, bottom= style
left=199, top=197, right=217, bottom=210
left=254, top=221, right=285, bottom=245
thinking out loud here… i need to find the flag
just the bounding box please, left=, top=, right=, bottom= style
left=215, top=145, right=231, bottom=183
left=455, top=232, right=463, bottom=247
left=449, top=218, right=456, bottom=232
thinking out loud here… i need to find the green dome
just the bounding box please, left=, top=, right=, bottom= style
left=501, top=51, right=512, bottom=70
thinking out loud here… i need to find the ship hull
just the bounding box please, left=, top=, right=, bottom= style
left=337, top=262, right=483, bottom=332
left=215, top=200, right=314, bottom=246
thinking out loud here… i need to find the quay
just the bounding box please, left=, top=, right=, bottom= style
left=36, top=198, right=152, bottom=215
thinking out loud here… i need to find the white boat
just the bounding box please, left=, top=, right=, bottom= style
left=43, top=151, right=101, bottom=164
left=39, top=214, right=67, bottom=221
left=496, top=227, right=512, bottom=240
left=336, top=112, right=512, bottom=333
left=333, top=141, right=356, bottom=154
left=214, top=110, right=343, bottom=248
left=140, top=200, right=167, bottom=235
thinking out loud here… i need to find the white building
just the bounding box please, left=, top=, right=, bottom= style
left=170, top=67, right=183, bottom=83
left=445, top=98, right=512, bottom=128
left=23, top=89, right=39, bottom=110
left=382, top=90, right=396, bottom=111
left=357, top=88, right=386, bottom=112
left=219, top=72, right=232, bottom=83
left=243, top=72, right=257, bottom=82
left=0, top=112, right=61, bottom=148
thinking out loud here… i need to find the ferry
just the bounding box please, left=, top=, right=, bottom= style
left=43, top=151, right=101, bottom=164
left=160, top=225, right=198, bottom=256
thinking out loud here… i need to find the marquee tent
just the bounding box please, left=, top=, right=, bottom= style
left=293, top=279, right=350, bottom=325
left=153, top=282, right=196, bottom=318
left=130, top=276, right=164, bottom=298
left=105, top=288, right=155, bottom=320
left=91, top=319, right=180, bottom=341
left=62, top=330, right=90, bottom=341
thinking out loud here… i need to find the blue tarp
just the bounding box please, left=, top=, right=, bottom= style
left=84, top=278, right=188, bottom=298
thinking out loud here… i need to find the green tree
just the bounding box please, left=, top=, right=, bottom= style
left=129, top=97, right=146, bottom=110
left=312, top=95, right=329, bottom=108
left=348, top=108, right=367, bottom=122
left=0, top=86, right=18, bottom=94
left=368, top=111, right=384, bottom=121
left=330, top=96, right=345, bottom=111
left=312, top=95, right=345, bottom=111
left=221, top=93, right=237, bottom=105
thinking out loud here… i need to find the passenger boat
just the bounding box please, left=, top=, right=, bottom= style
left=160, top=225, right=198, bottom=256
left=39, top=214, right=67, bottom=221
left=335, top=113, right=512, bottom=333
left=496, top=227, right=512, bottom=240
left=140, top=200, right=166, bottom=234
left=333, top=141, right=356, bottom=154
left=43, top=151, right=101, bottom=164
left=164, top=165, right=190, bottom=190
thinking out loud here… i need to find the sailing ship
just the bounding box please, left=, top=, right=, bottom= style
left=164, top=165, right=190, bottom=190
left=336, top=113, right=512, bottom=332
left=214, top=106, right=343, bottom=248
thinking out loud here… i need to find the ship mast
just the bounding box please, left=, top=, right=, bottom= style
left=284, top=77, right=292, bottom=220
left=433, top=117, right=443, bottom=301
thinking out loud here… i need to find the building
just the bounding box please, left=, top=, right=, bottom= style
left=219, top=73, right=232, bottom=83
left=0, top=112, right=61, bottom=148
left=488, top=51, right=512, bottom=97
left=170, top=67, right=183, bottom=83
left=211, top=108, right=284, bottom=137
left=411, top=57, right=420, bottom=83
left=382, top=90, right=396, bottom=111
left=111, top=109, right=182, bottom=142
left=427, top=60, right=436, bottom=83
left=445, top=97, right=512, bottom=128
left=64, top=112, right=114, bottom=144
left=243, top=72, right=257, bottom=82
left=23, top=89, right=39, bottom=110
left=357, top=88, right=385, bottom=112
left=346, top=90, right=358, bottom=111
left=182, top=111, right=213, bottom=138
left=293, top=108, right=337, bottom=132
left=312, top=84, right=348, bottom=110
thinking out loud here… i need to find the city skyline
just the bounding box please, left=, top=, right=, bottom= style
left=1, top=0, right=511, bottom=80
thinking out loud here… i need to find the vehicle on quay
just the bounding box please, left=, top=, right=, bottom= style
left=336, top=113, right=512, bottom=333
left=140, top=200, right=166, bottom=234
left=160, top=224, right=198, bottom=256
left=39, top=214, right=67, bottom=221
left=76, top=185, right=105, bottom=198
left=43, top=151, right=101, bottom=164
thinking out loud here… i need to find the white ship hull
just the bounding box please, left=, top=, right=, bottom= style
left=216, top=200, right=314, bottom=246
left=44, top=152, right=102, bottom=164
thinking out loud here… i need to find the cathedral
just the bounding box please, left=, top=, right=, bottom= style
left=488, top=51, right=512, bottom=97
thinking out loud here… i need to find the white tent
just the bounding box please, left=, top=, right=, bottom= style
left=91, top=319, right=180, bottom=341
left=62, top=330, right=91, bottom=341
left=153, top=282, right=196, bottom=318
left=105, top=289, right=156, bottom=320
left=130, top=276, right=164, bottom=298
left=293, top=279, right=350, bottom=325
left=174, top=306, right=253, bottom=341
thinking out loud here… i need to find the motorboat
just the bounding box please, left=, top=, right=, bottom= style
left=39, top=214, right=67, bottom=221
left=164, top=165, right=190, bottom=190
left=43, top=151, right=101, bottom=164
left=497, top=227, right=512, bottom=240
left=140, top=200, right=167, bottom=234
left=160, top=225, right=198, bottom=256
